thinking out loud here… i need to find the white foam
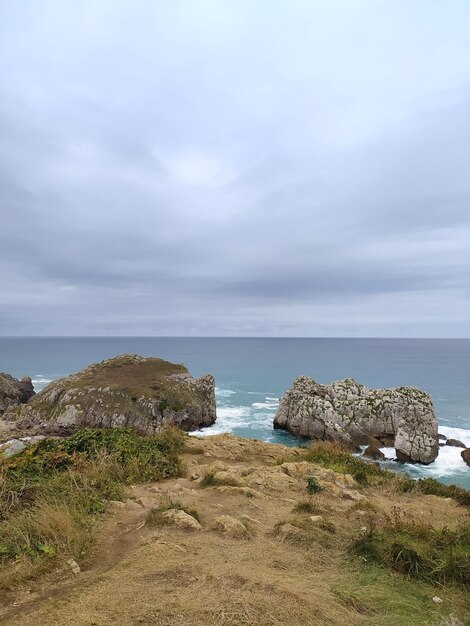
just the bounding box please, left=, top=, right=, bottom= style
left=379, top=426, right=470, bottom=480
left=31, top=375, right=53, bottom=391
left=217, top=406, right=250, bottom=419
left=438, top=426, right=470, bottom=447
left=191, top=405, right=252, bottom=436
left=251, top=401, right=278, bottom=410
left=215, top=388, right=236, bottom=398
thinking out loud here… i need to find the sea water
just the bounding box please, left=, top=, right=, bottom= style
left=0, top=337, right=469, bottom=489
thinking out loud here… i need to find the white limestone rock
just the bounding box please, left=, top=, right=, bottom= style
left=274, top=376, right=438, bottom=465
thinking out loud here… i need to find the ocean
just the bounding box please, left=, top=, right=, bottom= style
left=1, top=337, right=469, bottom=489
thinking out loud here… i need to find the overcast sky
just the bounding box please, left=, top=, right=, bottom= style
left=1, top=1, right=470, bottom=337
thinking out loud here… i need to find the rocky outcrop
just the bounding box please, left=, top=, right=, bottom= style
left=363, top=442, right=385, bottom=461
left=0, top=373, right=35, bottom=415
left=461, top=449, right=470, bottom=468
left=445, top=439, right=466, bottom=448
left=1, top=354, right=216, bottom=437
left=0, top=435, right=45, bottom=457
left=274, top=376, right=438, bottom=464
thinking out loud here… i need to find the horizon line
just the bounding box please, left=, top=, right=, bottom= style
left=1, top=335, right=470, bottom=340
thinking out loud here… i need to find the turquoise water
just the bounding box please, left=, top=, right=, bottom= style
left=0, top=337, right=469, bottom=488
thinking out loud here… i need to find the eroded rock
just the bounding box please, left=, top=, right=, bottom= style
left=274, top=376, right=438, bottom=464
left=0, top=373, right=35, bottom=415
left=213, top=515, right=250, bottom=538
left=1, top=355, right=216, bottom=437
left=161, top=509, right=202, bottom=531
left=363, top=443, right=386, bottom=461
left=445, top=439, right=466, bottom=448
left=461, top=448, right=470, bottom=468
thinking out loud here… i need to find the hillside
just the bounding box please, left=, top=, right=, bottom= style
left=0, top=433, right=468, bottom=626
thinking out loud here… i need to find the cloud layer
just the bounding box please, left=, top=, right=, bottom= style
left=1, top=0, right=470, bottom=336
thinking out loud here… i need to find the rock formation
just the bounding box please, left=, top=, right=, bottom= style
left=445, top=439, right=466, bottom=448
left=0, top=373, right=35, bottom=415
left=461, top=448, right=470, bottom=468
left=274, top=376, right=438, bottom=464
left=1, top=354, right=216, bottom=437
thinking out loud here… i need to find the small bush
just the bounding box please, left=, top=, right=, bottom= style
left=292, top=500, right=323, bottom=515
left=200, top=472, right=238, bottom=488
left=306, top=476, right=323, bottom=494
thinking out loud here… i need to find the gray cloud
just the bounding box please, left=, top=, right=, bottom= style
left=1, top=0, right=470, bottom=336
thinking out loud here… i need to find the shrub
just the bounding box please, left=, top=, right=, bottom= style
left=292, top=500, right=323, bottom=514
left=304, top=441, right=470, bottom=507
left=351, top=515, right=470, bottom=586
left=400, top=477, right=470, bottom=507
left=199, top=472, right=238, bottom=488
left=306, top=475, right=323, bottom=494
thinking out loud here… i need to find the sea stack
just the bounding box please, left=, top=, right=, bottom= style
left=1, top=354, right=216, bottom=437
left=0, top=373, right=35, bottom=414
left=274, top=376, right=439, bottom=464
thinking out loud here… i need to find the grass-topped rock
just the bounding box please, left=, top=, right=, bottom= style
left=2, top=354, right=216, bottom=437
left=274, top=376, right=438, bottom=464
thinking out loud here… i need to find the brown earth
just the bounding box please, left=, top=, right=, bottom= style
left=0, top=434, right=468, bottom=626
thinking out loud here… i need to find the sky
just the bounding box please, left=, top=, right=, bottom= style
left=1, top=0, right=470, bottom=337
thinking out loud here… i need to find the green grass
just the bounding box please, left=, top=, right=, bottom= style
left=0, top=427, right=185, bottom=587
left=399, top=477, right=470, bottom=507
left=331, top=564, right=470, bottom=626
left=306, top=475, right=323, bottom=493
left=351, top=515, right=470, bottom=586
left=303, top=441, right=391, bottom=485
left=303, top=441, right=470, bottom=506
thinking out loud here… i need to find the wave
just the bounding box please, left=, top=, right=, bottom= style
left=215, top=388, right=236, bottom=398
left=438, top=425, right=470, bottom=446
left=31, top=375, right=54, bottom=391
left=251, top=401, right=278, bottom=410
left=379, top=426, right=470, bottom=482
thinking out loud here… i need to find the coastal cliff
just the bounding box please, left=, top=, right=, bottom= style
left=1, top=354, right=216, bottom=437
left=274, top=376, right=439, bottom=464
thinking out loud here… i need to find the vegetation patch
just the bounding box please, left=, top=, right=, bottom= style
left=303, top=441, right=470, bottom=506
left=0, top=427, right=185, bottom=588
left=292, top=499, right=325, bottom=515
left=399, top=477, right=470, bottom=507
left=200, top=472, right=239, bottom=488
left=303, top=441, right=389, bottom=484
left=306, top=475, right=323, bottom=493
left=351, top=511, right=470, bottom=586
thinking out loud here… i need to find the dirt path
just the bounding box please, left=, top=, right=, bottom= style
left=1, top=435, right=468, bottom=626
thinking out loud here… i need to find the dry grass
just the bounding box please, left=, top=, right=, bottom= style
left=1, top=433, right=469, bottom=626
left=0, top=427, right=184, bottom=589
